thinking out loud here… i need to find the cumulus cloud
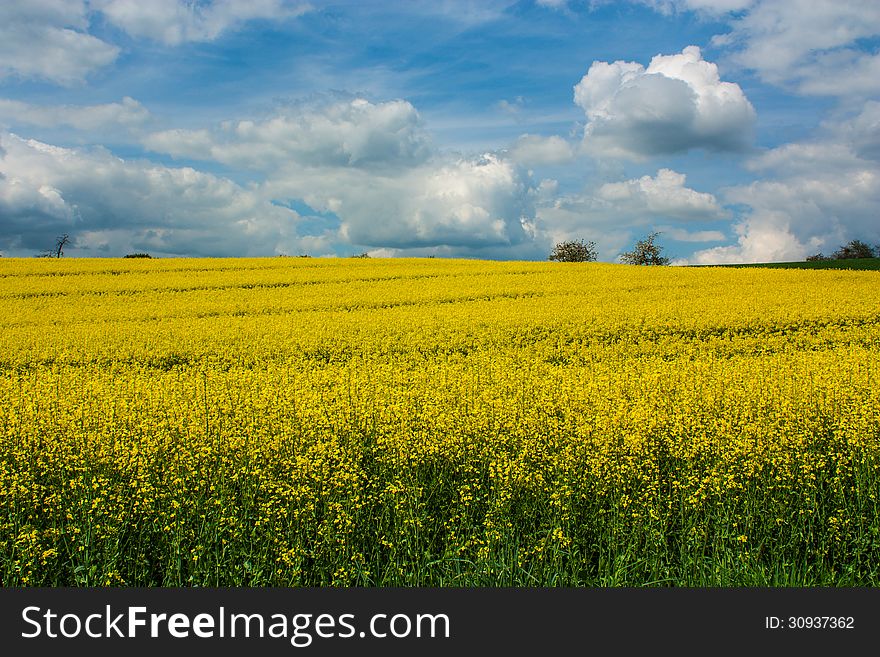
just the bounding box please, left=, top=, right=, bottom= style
left=99, top=96, right=543, bottom=255
left=506, top=134, right=575, bottom=166
left=712, top=0, right=880, bottom=96
left=574, top=46, right=755, bottom=159
left=263, top=152, right=538, bottom=251
left=596, top=168, right=727, bottom=220
left=384, top=153, right=536, bottom=248
left=686, top=213, right=814, bottom=265
left=0, top=131, right=310, bottom=257
left=143, top=98, right=545, bottom=253
left=536, top=168, right=727, bottom=260
left=91, top=0, right=312, bottom=45
left=689, top=106, right=880, bottom=264
left=0, top=97, right=151, bottom=132
left=144, top=98, right=434, bottom=170
left=0, top=1, right=119, bottom=84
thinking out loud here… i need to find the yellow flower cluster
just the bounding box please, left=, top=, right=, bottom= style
left=1, top=257, right=878, bottom=585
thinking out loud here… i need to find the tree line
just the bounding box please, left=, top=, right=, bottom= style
left=806, top=240, right=878, bottom=262
left=550, top=235, right=879, bottom=265
left=28, top=233, right=879, bottom=264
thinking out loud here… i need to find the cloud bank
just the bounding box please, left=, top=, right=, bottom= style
left=143, top=98, right=540, bottom=253
left=688, top=104, right=880, bottom=264
left=0, top=131, right=308, bottom=257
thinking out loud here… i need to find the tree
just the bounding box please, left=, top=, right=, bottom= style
left=40, top=234, right=70, bottom=258
left=549, top=239, right=597, bottom=262
left=831, top=239, right=876, bottom=260
left=619, top=232, right=670, bottom=266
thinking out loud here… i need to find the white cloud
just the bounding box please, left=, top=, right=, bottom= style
left=0, top=1, right=314, bottom=84
left=686, top=213, right=813, bottom=265
left=536, top=168, right=727, bottom=260
left=0, top=131, right=310, bottom=257
left=399, top=1, right=516, bottom=27
left=689, top=106, right=880, bottom=264
left=91, top=0, right=312, bottom=45
left=556, top=0, right=754, bottom=15
left=144, top=98, right=434, bottom=170
left=496, top=96, right=526, bottom=119
left=264, top=152, right=538, bottom=251
left=794, top=51, right=880, bottom=98
left=143, top=128, right=216, bottom=160
left=639, top=0, right=754, bottom=15
left=0, top=1, right=119, bottom=85
left=746, top=142, right=857, bottom=175
left=143, top=98, right=547, bottom=253
left=144, top=99, right=543, bottom=254
left=832, top=101, right=880, bottom=162
left=713, top=0, right=880, bottom=96
left=389, top=153, right=536, bottom=248
left=596, top=168, right=727, bottom=220
left=653, top=226, right=726, bottom=242
left=0, top=97, right=151, bottom=132
left=574, top=46, right=755, bottom=159
left=535, top=0, right=570, bottom=9
left=746, top=102, right=880, bottom=172
left=676, top=0, right=753, bottom=11
left=506, top=134, right=575, bottom=165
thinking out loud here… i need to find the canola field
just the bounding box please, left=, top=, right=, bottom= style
left=1, top=257, right=878, bottom=586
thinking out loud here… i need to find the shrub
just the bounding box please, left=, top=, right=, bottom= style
left=549, top=239, right=597, bottom=262
left=124, top=253, right=152, bottom=259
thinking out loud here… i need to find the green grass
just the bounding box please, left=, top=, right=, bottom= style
left=701, top=258, right=880, bottom=271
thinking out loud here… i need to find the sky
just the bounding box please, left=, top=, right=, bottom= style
left=0, top=0, right=878, bottom=263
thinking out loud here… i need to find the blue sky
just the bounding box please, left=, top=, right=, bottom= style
left=1, top=0, right=878, bottom=262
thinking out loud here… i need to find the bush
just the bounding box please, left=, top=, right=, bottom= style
left=619, top=232, right=670, bottom=266
left=831, top=240, right=876, bottom=260
left=805, top=253, right=828, bottom=262
left=124, top=253, right=152, bottom=259
left=549, top=239, right=597, bottom=262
